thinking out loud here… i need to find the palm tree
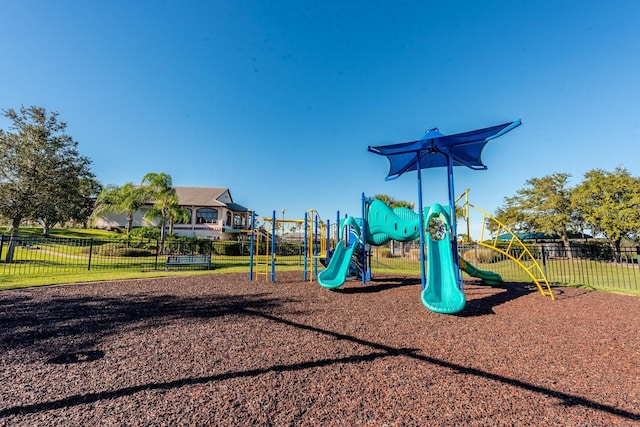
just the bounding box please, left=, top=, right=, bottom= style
left=141, top=172, right=176, bottom=251
left=147, top=193, right=190, bottom=236
left=92, top=183, right=147, bottom=234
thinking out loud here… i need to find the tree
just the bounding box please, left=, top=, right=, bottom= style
left=92, top=183, right=147, bottom=234
left=487, top=204, right=527, bottom=236
left=571, top=167, right=640, bottom=256
left=372, top=194, right=415, bottom=209
left=141, top=172, right=176, bottom=251
left=71, top=177, right=103, bottom=229
left=0, top=106, right=95, bottom=260
left=37, top=176, right=102, bottom=235
left=147, top=192, right=190, bottom=236
left=494, top=173, right=577, bottom=256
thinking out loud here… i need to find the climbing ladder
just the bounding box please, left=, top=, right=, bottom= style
left=253, top=218, right=274, bottom=282
left=457, top=191, right=555, bottom=300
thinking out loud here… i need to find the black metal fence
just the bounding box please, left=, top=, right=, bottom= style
left=2, top=234, right=639, bottom=293
left=0, top=235, right=308, bottom=275
left=0, top=235, right=237, bottom=274
left=370, top=240, right=640, bottom=293
left=537, top=244, right=640, bottom=292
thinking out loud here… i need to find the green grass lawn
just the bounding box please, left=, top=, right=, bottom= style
left=0, top=226, right=122, bottom=239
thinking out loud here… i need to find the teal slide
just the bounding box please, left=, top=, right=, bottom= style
left=459, top=257, right=504, bottom=286
left=317, top=240, right=360, bottom=289
left=318, top=216, right=361, bottom=289
left=421, top=204, right=466, bottom=314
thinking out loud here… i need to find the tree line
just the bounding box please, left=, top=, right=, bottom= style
left=492, top=170, right=640, bottom=255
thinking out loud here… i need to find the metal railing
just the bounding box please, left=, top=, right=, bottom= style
left=0, top=235, right=241, bottom=274
left=2, top=234, right=639, bottom=293
left=371, top=240, right=639, bottom=292
left=0, top=235, right=309, bottom=276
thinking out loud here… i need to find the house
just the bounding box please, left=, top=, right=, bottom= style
left=94, top=187, right=252, bottom=240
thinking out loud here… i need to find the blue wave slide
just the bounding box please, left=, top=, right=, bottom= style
left=420, top=204, right=466, bottom=314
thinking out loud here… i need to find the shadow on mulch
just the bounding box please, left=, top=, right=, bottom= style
left=2, top=305, right=638, bottom=423
left=547, top=285, right=595, bottom=300
left=458, top=282, right=536, bottom=317
left=332, top=276, right=421, bottom=294
left=0, top=292, right=291, bottom=363
left=332, top=276, right=536, bottom=316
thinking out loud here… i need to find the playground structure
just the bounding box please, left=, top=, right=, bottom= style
left=318, top=194, right=467, bottom=313
left=316, top=191, right=555, bottom=312
left=327, top=120, right=556, bottom=314
left=313, top=194, right=556, bottom=317
left=247, top=120, right=556, bottom=315
left=247, top=190, right=555, bottom=314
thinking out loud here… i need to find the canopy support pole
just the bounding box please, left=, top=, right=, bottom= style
left=446, top=150, right=461, bottom=289
left=416, top=153, right=427, bottom=290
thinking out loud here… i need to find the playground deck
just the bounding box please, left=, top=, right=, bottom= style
left=1, top=273, right=638, bottom=425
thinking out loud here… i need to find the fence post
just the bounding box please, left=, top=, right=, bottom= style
left=155, top=239, right=160, bottom=270
left=88, top=238, right=93, bottom=270
left=540, top=244, right=547, bottom=277
left=0, top=235, right=4, bottom=262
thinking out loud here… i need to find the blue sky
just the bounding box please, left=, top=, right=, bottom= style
left=2, top=1, right=639, bottom=237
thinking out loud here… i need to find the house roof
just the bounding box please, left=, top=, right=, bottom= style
left=175, top=187, right=227, bottom=206
left=174, top=187, right=249, bottom=212
left=226, top=202, right=249, bottom=212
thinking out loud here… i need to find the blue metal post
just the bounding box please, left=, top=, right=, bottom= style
left=361, top=192, right=367, bottom=284
left=270, top=210, right=276, bottom=282
left=249, top=211, right=255, bottom=281
left=335, top=211, right=340, bottom=247
left=446, top=151, right=461, bottom=289
left=313, top=214, right=319, bottom=279
left=416, top=154, right=427, bottom=290
left=344, top=213, right=349, bottom=248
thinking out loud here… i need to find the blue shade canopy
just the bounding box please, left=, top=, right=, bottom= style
left=368, top=120, right=521, bottom=180
left=367, top=119, right=522, bottom=292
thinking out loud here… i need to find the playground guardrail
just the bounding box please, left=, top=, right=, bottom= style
left=1, top=234, right=638, bottom=293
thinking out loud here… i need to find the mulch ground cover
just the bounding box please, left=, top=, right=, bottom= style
left=1, top=272, right=639, bottom=426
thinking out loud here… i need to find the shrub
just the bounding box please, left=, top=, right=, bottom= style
left=213, top=241, right=242, bottom=256
left=164, top=237, right=214, bottom=255
left=115, top=248, right=153, bottom=257
left=129, top=227, right=160, bottom=240
left=278, top=242, right=304, bottom=256
left=81, top=244, right=153, bottom=257
left=376, top=247, right=393, bottom=258
left=461, top=247, right=501, bottom=263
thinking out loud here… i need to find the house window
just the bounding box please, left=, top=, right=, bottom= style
left=196, top=208, right=218, bottom=224
left=226, top=212, right=232, bottom=226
